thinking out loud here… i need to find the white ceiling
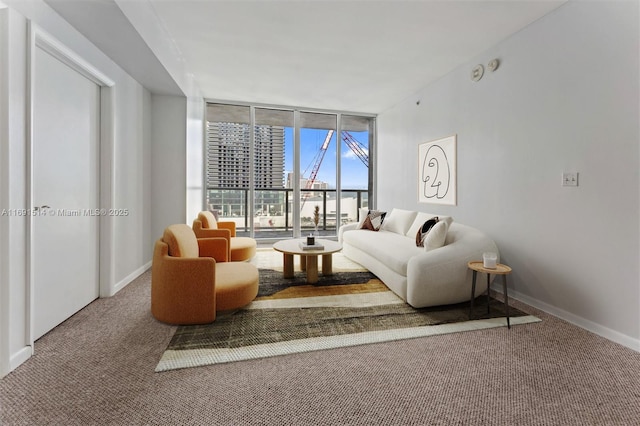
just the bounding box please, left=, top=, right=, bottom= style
left=47, top=0, right=566, bottom=114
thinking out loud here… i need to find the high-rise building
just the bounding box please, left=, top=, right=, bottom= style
left=206, top=122, right=285, bottom=189
left=286, top=173, right=328, bottom=190
left=254, top=125, right=285, bottom=188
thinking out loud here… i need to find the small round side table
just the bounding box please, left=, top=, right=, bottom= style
left=467, top=261, right=513, bottom=328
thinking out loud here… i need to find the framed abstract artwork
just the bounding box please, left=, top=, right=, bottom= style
left=418, top=134, right=457, bottom=205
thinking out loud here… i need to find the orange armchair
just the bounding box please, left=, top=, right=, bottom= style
left=151, top=224, right=259, bottom=325
left=192, top=211, right=257, bottom=261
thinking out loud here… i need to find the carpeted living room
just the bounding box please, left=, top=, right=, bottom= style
left=1, top=1, right=639, bottom=425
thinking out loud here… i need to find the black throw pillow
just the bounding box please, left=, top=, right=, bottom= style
left=416, top=216, right=439, bottom=247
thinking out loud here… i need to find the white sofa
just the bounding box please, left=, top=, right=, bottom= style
left=338, top=208, right=499, bottom=308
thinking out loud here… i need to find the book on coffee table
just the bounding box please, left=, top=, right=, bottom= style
left=299, top=242, right=325, bottom=251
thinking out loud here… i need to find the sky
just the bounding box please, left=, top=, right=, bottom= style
left=284, top=128, right=369, bottom=190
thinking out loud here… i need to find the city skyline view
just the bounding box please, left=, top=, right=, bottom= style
left=206, top=120, right=369, bottom=191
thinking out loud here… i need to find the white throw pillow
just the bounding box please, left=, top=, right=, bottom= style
left=406, top=212, right=453, bottom=238
left=381, top=208, right=418, bottom=235
left=356, top=207, right=369, bottom=228
left=423, top=220, right=449, bottom=252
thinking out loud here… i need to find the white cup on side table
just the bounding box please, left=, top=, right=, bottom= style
left=483, top=252, right=497, bottom=269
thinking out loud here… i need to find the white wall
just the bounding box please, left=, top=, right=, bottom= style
left=377, top=1, right=639, bottom=349
left=148, top=93, right=203, bottom=242
left=116, top=0, right=205, bottom=227
left=0, top=6, right=6, bottom=378
left=115, top=0, right=197, bottom=100
left=0, top=1, right=5, bottom=376
left=0, top=6, right=30, bottom=376
left=150, top=95, right=188, bottom=241
left=186, top=95, right=205, bottom=224
left=0, top=1, right=155, bottom=376
left=113, top=81, right=152, bottom=290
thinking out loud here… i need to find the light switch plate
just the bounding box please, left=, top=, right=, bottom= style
left=562, top=172, right=579, bottom=187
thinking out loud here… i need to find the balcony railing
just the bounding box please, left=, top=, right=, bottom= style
left=206, top=188, right=369, bottom=239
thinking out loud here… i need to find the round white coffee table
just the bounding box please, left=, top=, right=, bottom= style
left=272, top=239, right=342, bottom=284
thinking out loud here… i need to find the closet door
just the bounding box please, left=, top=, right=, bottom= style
left=32, top=46, right=100, bottom=340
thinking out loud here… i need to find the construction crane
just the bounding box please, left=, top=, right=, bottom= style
left=341, top=131, right=369, bottom=167
left=301, top=130, right=369, bottom=208
left=301, top=130, right=334, bottom=207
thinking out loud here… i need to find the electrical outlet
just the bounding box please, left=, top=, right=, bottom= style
left=562, top=172, right=579, bottom=187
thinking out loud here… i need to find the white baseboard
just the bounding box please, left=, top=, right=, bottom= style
left=3, top=263, right=151, bottom=377
left=9, top=346, right=32, bottom=372
left=110, top=261, right=151, bottom=296
left=492, top=284, right=640, bottom=353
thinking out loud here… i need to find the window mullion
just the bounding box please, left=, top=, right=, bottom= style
left=293, top=110, right=300, bottom=237
left=249, top=106, right=256, bottom=238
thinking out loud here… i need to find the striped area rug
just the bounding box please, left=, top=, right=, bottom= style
left=156, top=250, right=540, bottom=372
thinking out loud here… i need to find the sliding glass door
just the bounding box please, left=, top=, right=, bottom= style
left=205, top=104, right=251, bottom=236
left=340, top=115, right=373, bottom=226
left=205, top=102, right=375, bottom=240
left=253, top=108, right=294, bottom=239
left=299, top=112, right=337, bottom=237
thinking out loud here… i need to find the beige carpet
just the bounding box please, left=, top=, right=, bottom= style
left=156, top=249, right=540, bottom=371
left=2, top=266, right=640, bottom=425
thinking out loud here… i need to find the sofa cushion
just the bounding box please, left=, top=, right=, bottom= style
left=423, top=220, right=449, bottom=251
left=406, top=212, right=453, bottom=238
left=415, top=216, right=439, bottom=246
left=342, top=229, right=421, bottom=276
left=361, top=210, right=387, bottom=231
left=229, top=237, right=257, bottom=261
left=381, top=208, right=418, bottom=235
left=215, top=263, right=259, bottom=311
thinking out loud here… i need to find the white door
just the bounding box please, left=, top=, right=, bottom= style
left=32, top=46, right=100, bottom=340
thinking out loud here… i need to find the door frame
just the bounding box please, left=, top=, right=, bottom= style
left=26, top=24, right=115, bottom=349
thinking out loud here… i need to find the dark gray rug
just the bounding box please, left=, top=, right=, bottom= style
left=256, top=268, right=378, bottom=297
left=156, top=268, right=540, bottom=371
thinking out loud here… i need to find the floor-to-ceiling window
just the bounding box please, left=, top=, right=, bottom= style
left=253, top=108, right=294, bottom=239
left=299, top=112, right=337, bottom=237
left=205, top=104, right=251, bottom=236
left=205, top=102, right=375, bottom=240
left=341, top=115, right=373, bottom=227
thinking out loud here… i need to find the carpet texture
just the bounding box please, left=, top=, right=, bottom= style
left=2, top=263, right=640, bottom=425
left=156, top=251, right=539, bottom=371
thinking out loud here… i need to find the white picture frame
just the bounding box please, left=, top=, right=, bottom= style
left=418, top=134, right=457, bottom=205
